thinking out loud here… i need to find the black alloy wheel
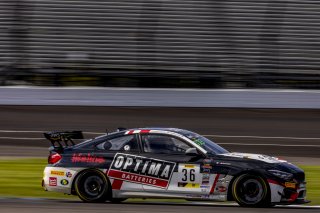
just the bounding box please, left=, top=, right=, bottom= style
left=232, top=173, right=271, bottom=207
left=75, top=169, right=110, bottom=202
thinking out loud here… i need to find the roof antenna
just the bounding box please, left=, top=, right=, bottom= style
left=106, top=129, right=109, bottom=135
left=117, top=127, right=127, bottom=132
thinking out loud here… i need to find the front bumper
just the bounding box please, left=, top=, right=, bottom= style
left=269, top=179, right=308, bottom=205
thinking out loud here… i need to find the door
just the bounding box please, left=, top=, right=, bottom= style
left=94, top=134, right=144, bottom=192
left=139, top=133, right=207, bottom=196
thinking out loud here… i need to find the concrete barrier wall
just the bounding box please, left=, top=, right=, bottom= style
left=0, top=87, right=319, bottom=108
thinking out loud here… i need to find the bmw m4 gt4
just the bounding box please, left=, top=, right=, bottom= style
left=42, top=128, right=308, bottom=207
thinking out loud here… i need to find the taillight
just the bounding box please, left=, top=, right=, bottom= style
left=48, top=153, right=62, bottom=164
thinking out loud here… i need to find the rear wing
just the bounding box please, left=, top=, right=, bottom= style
left=44, top=131, right=84, bottom=150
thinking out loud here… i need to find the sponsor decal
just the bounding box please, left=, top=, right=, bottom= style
left=210, top=174, right=220, bottom=194
left=178, top=182, right=200, bottom=188
left=66, top=172, right=72, bottom=178
left=49, top=177, right=57, bottom=186
left=203, top=168, right=210, bottom=173
left=51, top=170, right=65, bottom=176
left=60, top=179, right=69, bottom=185
left=202, top=180, right=210, bottom=184
left=107, top=153, right=175, bottom=188
left=215, top=162, right=231, bottom=165
left=203, top=173, right=210, bottom=179
left=71, top=153, right=105, bottom=164
left=192, top=138, right=205, bottom=146
left=217, top=186, right=227, bottom=192
left=184, top=164, right=195, bottom=168
left=202, top=164, right=212, bottom=169
left=123, top=145, right=130, bottom=151
left=285, top=182, right=296, bottom=189
left=125, top=129, right=150, bottom=135
left=201, top=164, right=211, bottom=185
left=203, top=159, right=213, bottom=164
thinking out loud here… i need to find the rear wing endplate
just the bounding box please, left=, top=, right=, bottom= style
left=44, top=131, right=83, bottom=149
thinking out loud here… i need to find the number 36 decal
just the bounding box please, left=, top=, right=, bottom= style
left=182, top=168, right=195, bottom=181
left=178, top=164, right=200, bottom=182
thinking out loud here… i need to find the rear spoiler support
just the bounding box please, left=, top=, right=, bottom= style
left=44, top=131, right=83, bottom=150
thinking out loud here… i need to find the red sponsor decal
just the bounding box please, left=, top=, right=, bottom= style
left=125, top=129, right=151, bottom=135
left=217, top=186, right=227, bottom=192
left=210, top=174, right=220, bottom=194
left=112, top=179, right=123, bottom=190
left=71, top=153, right=105, bottom=164
left=49, top=177, right=57, bottom=186
left=126, top=130, right=134, bottom=135
left=108, top=169, right=169, bottom=188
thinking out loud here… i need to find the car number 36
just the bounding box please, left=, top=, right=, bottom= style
left=181, top=169, right=196, bottom=182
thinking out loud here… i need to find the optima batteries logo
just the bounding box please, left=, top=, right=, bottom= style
left=107, top=153, right=176, bottom=188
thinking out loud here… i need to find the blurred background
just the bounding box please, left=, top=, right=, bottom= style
left=1, top=0, right=320, bottom=88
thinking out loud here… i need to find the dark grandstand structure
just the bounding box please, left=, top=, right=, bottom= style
left=0, top=0, right=319, bottom=88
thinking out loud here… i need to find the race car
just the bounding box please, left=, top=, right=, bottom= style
left=42, top=128, right=308, bottom=207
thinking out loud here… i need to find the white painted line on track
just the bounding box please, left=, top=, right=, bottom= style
left=0, top=137, right=43, bottom=140
left=0, top=137, right=45, bottom=140
left=0, top=130, right=44, bottom=133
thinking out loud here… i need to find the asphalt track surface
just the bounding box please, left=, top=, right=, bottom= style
left=0, top=106, right=319, bottom=158
left=0, top=198, right=319, bottom=213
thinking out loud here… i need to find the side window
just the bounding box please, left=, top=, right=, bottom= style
left=96, top=135, right=139, bottom=152
left=141, top=134, right=192, bottom=154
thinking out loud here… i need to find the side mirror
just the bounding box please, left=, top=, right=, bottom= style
left=185, top=148, right=199, bottom=156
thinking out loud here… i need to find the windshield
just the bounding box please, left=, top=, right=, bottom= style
left=183, top=132, right=229, bottom=154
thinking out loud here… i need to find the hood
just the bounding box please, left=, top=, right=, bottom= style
left=218, top=152, right=288, bottom=164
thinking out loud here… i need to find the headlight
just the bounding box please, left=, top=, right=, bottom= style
left=268, top=170, right=293, bottom=180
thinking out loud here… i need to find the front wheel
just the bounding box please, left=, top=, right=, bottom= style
left=232, top=173, right=271, bottom=207
left=74, top=169, right=110, bottom=202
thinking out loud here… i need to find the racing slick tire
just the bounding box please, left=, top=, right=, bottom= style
left=74, top=169, right=110, bottom=203
left=232, top=173, right=271, bottom=207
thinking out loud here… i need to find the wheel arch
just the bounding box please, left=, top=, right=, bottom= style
left=227, top=170, right=271, bottom=202
left=71, top=168, right=111, bottom=196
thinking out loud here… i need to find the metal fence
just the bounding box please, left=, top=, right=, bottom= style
left=0, top=0, right=320, bottom=88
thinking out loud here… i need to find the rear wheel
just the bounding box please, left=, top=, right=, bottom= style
left=232, top=173, right=271, bottom=207
left=75, top=169, right=110, bottom=202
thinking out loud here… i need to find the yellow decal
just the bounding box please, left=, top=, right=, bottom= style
left=185, top=183, right=199, bottom=188
left=51, top=170, right=65, bottom=176
left=285, top=182, right=296, bottom=189
left=178, top=182, right=200, bottom=188
left=184, top=164, right=195, bottom=168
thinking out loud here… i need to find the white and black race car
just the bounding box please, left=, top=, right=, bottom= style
left=42, top=128, right=308, bottom=207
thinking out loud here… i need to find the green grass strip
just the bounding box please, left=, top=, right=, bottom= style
left=0, top=158, right=319, bottom=205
